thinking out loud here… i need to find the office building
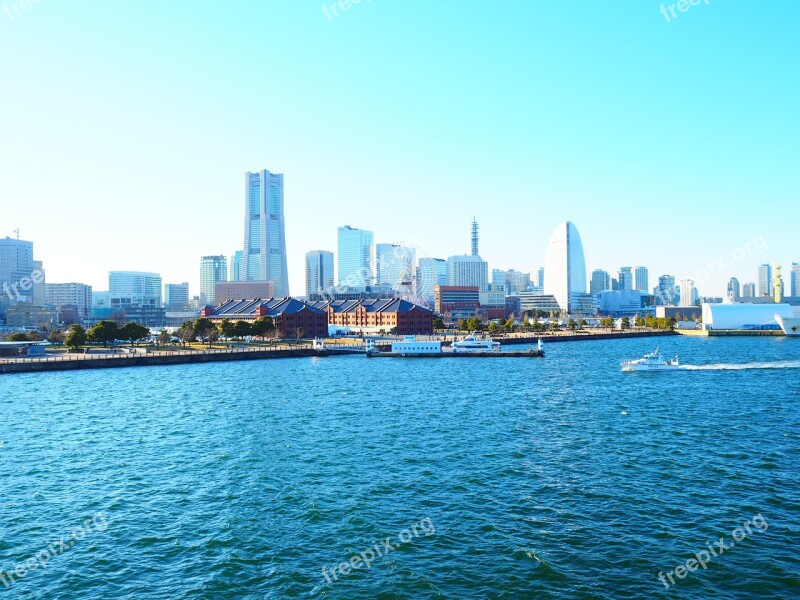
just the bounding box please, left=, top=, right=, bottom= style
left=633, top=267, right=649, bottom=292
left=306, top=250, right=335, bottom=297
left=617, top=267, right=633, bottom=291
left=0, top=236, right=41, bottom=307
left=215, top=281, right=274, bottom=304
left=229, top=251, right=244, bottom=282
left=164, top=283, right=190, bottom=311
left=757, top=264, right=772, bottom=297
left=338, top=226, right=374, bottom=287
left=492, top=269, right=531, bottom=295
left=43, top=283, right=93, bottom=321
left=109, top=271, right=162, bottom=307
left=200, top=256, right=227, bottom=306
left=742, top=282, right=756, bottom=298
left=434, top=285, right=480, bottom=316
left=653, top=275, right=679, bottom=306
left=243, top=169, right=289, bottom=296
left=727, top=277, right=741, bottom=301
left=447, top=255, right=488, bottom=290
left=376, top=244, right=416, bottom=290
left=543, top=221, right=588, bottom=313
left=680, top=279, right=697, bottom=307
left=590, top=269, right=611, bottom=296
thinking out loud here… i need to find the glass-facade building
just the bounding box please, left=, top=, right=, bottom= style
left=757, top=264, right=772, bottom=297
left=543, top=221, right=588, bottom=313
left=306, top=250, right=335, bottom=297
left=243, top=170, right=289, bottom=297
left=109, top=271, right=162, bottom=307
left=337, top=226, right=374, bottom=287
left=200, top=256, right=227, bottom=306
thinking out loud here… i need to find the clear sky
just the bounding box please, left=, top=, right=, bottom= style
left=1, top=0, right=798, bottom=297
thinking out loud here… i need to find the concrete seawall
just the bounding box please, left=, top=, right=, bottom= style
left=0, top=347, right=358, bottom=375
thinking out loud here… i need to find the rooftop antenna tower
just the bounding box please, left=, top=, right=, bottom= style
left=471, top=217, right=479, bottom=256
left=14, top=229, right=19, bottom=239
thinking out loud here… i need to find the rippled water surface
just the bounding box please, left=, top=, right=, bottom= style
left=1, top=336, right=799, bottom=599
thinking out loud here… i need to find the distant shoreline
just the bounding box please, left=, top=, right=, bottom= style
left=0, top=330, right=677, bottom=375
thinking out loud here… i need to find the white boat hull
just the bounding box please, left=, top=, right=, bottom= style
left=775, top=315, right=800, bottom=337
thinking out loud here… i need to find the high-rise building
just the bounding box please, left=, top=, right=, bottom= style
left=376, top=244, right=416, bottom=290
left=633, top=266, right=649, bottom=292
left=757, top=264, right=772, bottom=297
left=680, top=279, right=697, bottom=307
left=417, top=258, right=448, bottom=307
left=109, top=271, right=162, bottom=307
left=43, top=283, right=93, bottom=321
left=164, top=282, right=190, bottom=311
left=543, top=221, right=588, bottom=313
left=0, top=236, right=41, bottom=307
left=653, top=275, right=679, bottom=306
left=471, top=218, right=479, bottom=256
left=229, top=251, right=244, bottom=282
left=243, top=169, right=289, bottom=297
left=618, top=267, right=633, bottom=291
left=306, top=250, right=335, bottom=297
left=590, top=269, right=611, bottom=296
left=791, top=263, right=800, bottom=297
left=337, top=226, right=374, bottom=287
left=727, top=277, right=740, bottom=300
left=742, top=282, right=756, bottom=298
left=531, top=267, right=544, bottom=289
left=447, top=255, right=488, bottom=291
left=200, top=256, right=227, bottom=306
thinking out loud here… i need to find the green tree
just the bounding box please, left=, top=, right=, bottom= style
left=177, top=322, right=196, bottom=345
left=433, top=316, right=445, bottom=330
left=488, top=321, right=499, bottom=333
left=88, top=320, right=119, bottom=346
left=251, top=316, right=275, bottom=338
left=457, top=319, right=467, bottom=331
left=504, top=318, right=515, bottom=332
left=601, top=317, right=614, bottom=328
left=48, top=329, right=66, bottom=344
left=193, top=318, right=216, bottom=346
left=158, top=329, right=171, bottom=345
left=7, top=332, right=29, bottom=341
left=219, top=318, right=234, bottom=339
left=232, top=320, right=252, bottom=339
left=119, top=322, right=150, bottom=344
left=634, top=316, right=646, bottom=327
left=65, top=324, right=87, bottom=349
left=567, top=318, right=577, bottom=331
left=621, top=316, right=631, bottom=329
left=579, top=319, right=588, bottom=329
left=466, top=317, right=483, bottom=332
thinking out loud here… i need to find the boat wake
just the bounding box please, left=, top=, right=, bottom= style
left=680, top=361, right=800, bottom=371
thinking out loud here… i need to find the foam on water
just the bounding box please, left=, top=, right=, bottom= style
left=680, top=360, right=800, bottom=371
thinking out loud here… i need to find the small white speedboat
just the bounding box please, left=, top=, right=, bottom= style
left=620, top=347, right=679, bottom=372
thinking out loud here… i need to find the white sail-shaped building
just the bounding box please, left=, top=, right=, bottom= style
left=543, top=221, right=589, bottom=314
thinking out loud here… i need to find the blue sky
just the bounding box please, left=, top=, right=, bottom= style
left=1, top=0, right=798, bottom=297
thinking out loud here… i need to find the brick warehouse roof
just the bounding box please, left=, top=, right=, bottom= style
left=205, top=298, right=327, bottom=319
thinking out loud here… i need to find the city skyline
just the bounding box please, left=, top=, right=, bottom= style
left=1, top=3, right=798, bottom=298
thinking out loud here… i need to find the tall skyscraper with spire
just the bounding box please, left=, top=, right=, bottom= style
left=471, top=217, right=479, bottom=256
left=243, top=169, right=289, bottom=297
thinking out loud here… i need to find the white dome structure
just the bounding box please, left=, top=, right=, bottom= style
left=543, top=221, right=587, bottom=313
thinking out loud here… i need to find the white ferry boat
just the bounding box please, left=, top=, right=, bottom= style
left=620, top=348, right=680, bottom=372
left=775, top=314, right=800, bottom=337
left=452, top=334, right=501, bottom=353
